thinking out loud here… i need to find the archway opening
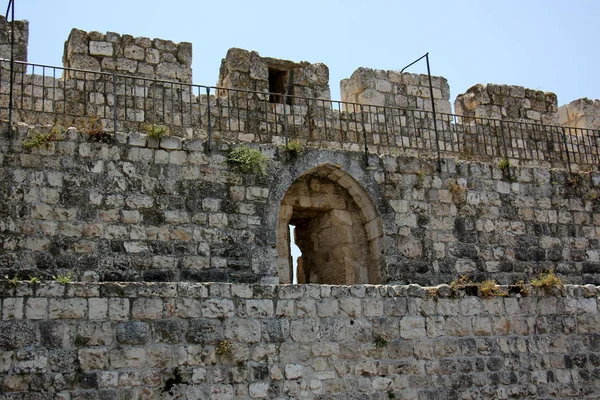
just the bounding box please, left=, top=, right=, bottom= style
left=277, top=164, right=383, bottom=285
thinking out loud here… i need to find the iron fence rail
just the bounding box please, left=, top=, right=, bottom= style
left=1, top=59, right=599, bottom=170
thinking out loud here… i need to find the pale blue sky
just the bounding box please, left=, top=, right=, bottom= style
left=11, top=0, right=600, bottom=108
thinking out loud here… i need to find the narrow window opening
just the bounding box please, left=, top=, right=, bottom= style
left=268, top=68, right=292, bottom=105
left=289, top=224, right=302, bottom=284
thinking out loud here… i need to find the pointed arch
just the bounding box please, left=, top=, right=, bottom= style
left=276, top=163, right=384, bottom=284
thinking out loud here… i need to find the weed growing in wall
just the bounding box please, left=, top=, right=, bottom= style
left=531, top=270, right=562, bottom=290
left=478, top=280, right=507, bottom=297
left=4, top=275, right=20, bottom=287
left=144, top=123, right=170, bottom=139
left=228, top=144, right=269, bottom=175
left=54, top=272, right=73, bottom=285
left=374, top=334, right=389, bottom=349
left=284, top=139, right=304, bottom=156
left=84, top=117, right=112, bottom=143
left=23, top=125, right=65, bottom=149
left=216, top=340, right=233, bottom=358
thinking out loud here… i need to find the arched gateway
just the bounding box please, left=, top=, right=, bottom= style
left=276, top=164, right=384, bottom=284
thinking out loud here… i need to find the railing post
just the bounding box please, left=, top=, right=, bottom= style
left=206, top=87, right=212, bottom=152
left=360, top=105, right=369, bottom=166
left=401, top=52, right=442, bottom=172
left=6, top=0, right=15, bottom=136
left=282, top=94, right=289, bottom=146
left=561, top=127, right=573, bottom=174
left=424, top=54, right=442, bottom=172
left=499, top=120, right=511, bottom=180
left=112, top=73, right=117, bottom=139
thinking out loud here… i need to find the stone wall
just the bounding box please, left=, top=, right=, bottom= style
left=0, top=15, right=28, bottom=64
left=559, top=98, right=600, bottom=130
left=454, top=84, right=559, bottom=125
left=217, top=48, right=330, bottom=101
left=63, top=29, right=192, bottom=83
left=340, top=67, right=452, bottom=114
left=0, top=281, right=599, bottom=399
left=2, top=123, right=600, bottom=286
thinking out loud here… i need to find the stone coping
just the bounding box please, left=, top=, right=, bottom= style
left=1, top=281, right=597, bottom=299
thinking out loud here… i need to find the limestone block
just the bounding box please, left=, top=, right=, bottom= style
left=225, top=318, right=261, bottom=343
left=202, top=299, right=234, bottom=318
left=77, top=321, right=114, bottom=346
left=109, top=347, right=146, bottom=369
left=284, top=364, right=303, bottom=380
left=78, top=347, right=109, bottom=370
left=124, top=44, right=144, bottom=60
left=290, top=319, right=319, bottom=342
left=399, top=316, right=426, bottom=339
left=49, top=298, right=87, bottom=319
left=25, top=298, right=48, bottom=319
left=89, top=41, right=114, bottom=57
left=131, top=298, right=163, bottom=319
left=116, top=321, right=150, bottom=344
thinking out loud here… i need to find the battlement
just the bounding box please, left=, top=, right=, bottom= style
left=0, top=17, right=598, bottom=171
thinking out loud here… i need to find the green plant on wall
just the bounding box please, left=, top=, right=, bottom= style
left=144, top=123, right=170, bottom=139
left=498, top=158, right=510, bottom=171
left=531, top=270, right=562, bottom=290
left=23, top=125, right=65, bottom=149
left=215, top=340, right=233, bottom=358
left=284, top=139, right=304, bottom=156
left=54, top=272, right=73, bottom=285
left=228, top=144, right=269, bottom=175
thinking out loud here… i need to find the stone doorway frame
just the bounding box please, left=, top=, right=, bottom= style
left=276, top=163, right=384, bottom=284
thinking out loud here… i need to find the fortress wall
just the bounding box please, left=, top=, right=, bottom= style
left=1, top=125, right=600, bottom=286
left=454, top=84, right=559, bottom=125
left=0, top=281, right=598, bottom=399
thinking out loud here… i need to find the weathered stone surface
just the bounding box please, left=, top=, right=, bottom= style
left=115, top=321, right=150, bottom=344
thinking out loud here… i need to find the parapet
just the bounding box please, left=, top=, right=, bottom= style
left=63, top=28, right=192, bottom=82
left=340, top=67, right=451, bottom=114
left=217, top=47, right=330, bottom=101
left=558, top=98, right=600, bottom=130
left=0, top=16, right=28, bottom=68
left=454, top=83, right=559, bottom=125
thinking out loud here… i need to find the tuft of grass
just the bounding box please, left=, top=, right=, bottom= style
left=478, top=280, right=507, bottom=297
left=498, top=158, right=510, bottom=171
left=84, top=117, right=113, bottom=143
left=228, top=145, right=269, bottom=176
left=54, top=272, right=73, bottom=285
left=284, top=140, right=304, bottom=156
left=450, top=275, right=471, bottom=292
left=374, top=334, right=389, bottom=349
left=448, top=180, right=468, bottom=203
left=23, top=126, right=65, bottom=149
left=413, top=171, right=426, bottom=189
left=144, top=123, right=170, bottom=139
left=29, top=277, right=40, bottom=284
left=215, top=340, right=233, bottom=357
left=4, top=275, right=20, bottom=287
left=531, top=270, right=562, bottom=290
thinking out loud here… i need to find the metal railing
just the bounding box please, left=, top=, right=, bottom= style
left=1, top=59, right=599, bottom=170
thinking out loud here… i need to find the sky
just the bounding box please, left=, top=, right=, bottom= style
left=9, top=0, right=600, bottom=110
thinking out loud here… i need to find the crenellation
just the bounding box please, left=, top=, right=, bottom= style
left=340, top=67, right=452, bottom=114
left=454, top=83, right=559, bottom=125
left=558, top=97, right=600, bottom=130
left=63, top=28, right=192, bottom=83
